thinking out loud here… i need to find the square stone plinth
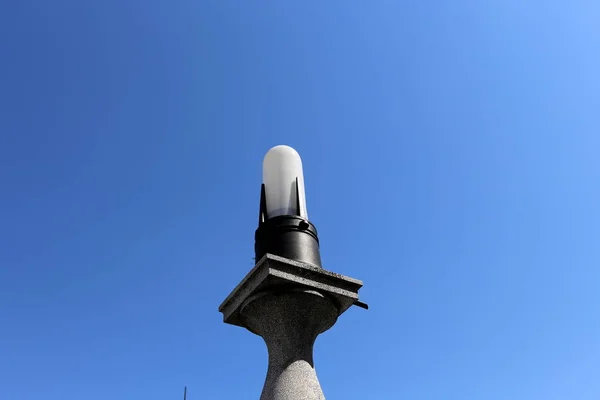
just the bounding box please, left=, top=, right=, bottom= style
left=219, top=254, right=365, bottom=329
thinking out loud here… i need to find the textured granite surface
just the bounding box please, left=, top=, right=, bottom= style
left=219, top=254, right=363, bottom=329
left=219, top=254, right=365, bottom=399
left=241, top=289, right=338, bottom=400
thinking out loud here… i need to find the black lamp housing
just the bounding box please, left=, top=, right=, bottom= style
left=254, top=179, right=322, bottom=268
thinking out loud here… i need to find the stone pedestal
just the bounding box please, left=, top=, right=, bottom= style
left=241, top=289, right=338, bottom=400
left=219, top=254, right=365, bottom=400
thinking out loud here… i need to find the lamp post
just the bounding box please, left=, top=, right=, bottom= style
left=219, top=145, right=366, bottom=400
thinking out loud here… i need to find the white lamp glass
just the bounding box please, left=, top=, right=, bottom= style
left=262, top=145, right=308, bottom=219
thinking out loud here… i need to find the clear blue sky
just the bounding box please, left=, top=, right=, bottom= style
left=1, top=1, right=599, bottom=399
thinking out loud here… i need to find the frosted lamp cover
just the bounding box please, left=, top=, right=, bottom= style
left=262, top=145, right=308, bottom=219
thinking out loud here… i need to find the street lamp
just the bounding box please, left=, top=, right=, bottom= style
left=219, top=145, right=366, bottom=400
left=256, top=145, right=321, bottom=269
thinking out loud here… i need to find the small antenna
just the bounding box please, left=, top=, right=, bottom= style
left=183, top=386, right=187, bottom=400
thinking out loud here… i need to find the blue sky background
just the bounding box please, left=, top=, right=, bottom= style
left=1, top=1, right=599, bottom=399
